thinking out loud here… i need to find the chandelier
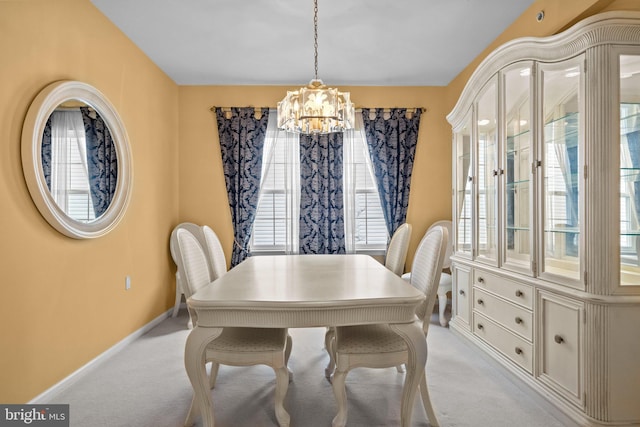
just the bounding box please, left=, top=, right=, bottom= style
left=277, top=0, right=355, bottom=135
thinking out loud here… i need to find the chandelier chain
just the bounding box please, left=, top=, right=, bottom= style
left=313, top=0, right=318, bottom=80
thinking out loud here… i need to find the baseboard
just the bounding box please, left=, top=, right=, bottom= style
left=29, top=309, right=172, bottom=404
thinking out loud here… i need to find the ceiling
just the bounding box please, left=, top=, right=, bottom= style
left=90, top=0, right=536, bottom=87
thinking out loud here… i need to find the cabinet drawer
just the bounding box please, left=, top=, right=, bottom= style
left=473, top=270, right=533, bottom=309
left=537, top=291, right=583, bottom=407
left=474, top=288, right=533, bottom=341
left=474, top=313, right=533, bottom=374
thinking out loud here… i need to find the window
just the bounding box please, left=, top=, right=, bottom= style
left=250, top=121, right=299, bottom=253
left=50, top=110, right=96, bottom=222
left=250, top=111, right=388, bottom=254
left=348, top=131, right=388, bottom=251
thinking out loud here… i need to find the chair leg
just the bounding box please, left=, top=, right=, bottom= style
left=273, top=365, right=291, bottom=427
left=183, top=395, right=197, bottom=427
left=172, top=276, right=182, bottom=318
left=208, top=362, right=220, bottom=389
left=420, top=372, right=439, bottom=427
left=331, top=362, right=349, bottom=427
left=438, top=291, right=448, bottom=327
left=324, top=328, right=336, bottom=380
left=285, top=334, right=294, bottom=381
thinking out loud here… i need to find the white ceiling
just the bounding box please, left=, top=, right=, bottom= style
left=90, top=0, right=536, bottom=87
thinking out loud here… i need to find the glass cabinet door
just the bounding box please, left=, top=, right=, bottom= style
left=455, top=111, right=473, bottom=258
left=503, top=63, right=533, bottom=272
left=476, top=77, right=499, bottom=265
left=619, top=54, right=640, bottom=286
left=539, top=57, right=583, bottom=283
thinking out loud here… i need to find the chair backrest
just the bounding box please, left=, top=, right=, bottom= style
left=175, top=228, right=212, bottom=298
left=427, top=220, right=453, bottom=270
left=202, top=225, right=228, bottom=280
left=409, top=225, right=449, bottom=333
left=170, top=222, right=206, bottom=267
left=385, top=223, right=412, bottom=276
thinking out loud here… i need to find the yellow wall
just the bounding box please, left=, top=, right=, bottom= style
left=0, top=0, right=179, bottom=402
left=3, top=0, right=639, bottom=405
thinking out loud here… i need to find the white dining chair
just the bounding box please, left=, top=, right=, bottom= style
left=175, top=228, right=293, bottom=427
left=201, top=225, right=228, bottom=280
left=169, top=222, right=206, bottom=325
left=384, top=223, right=412, bottom=276
left=328, top=225, right=448, bottom=427
left=324, top=223, right=413, bottom=377
left=384, top=222, right=413, bottom=373
left=402, top=219, right=453, bottom=326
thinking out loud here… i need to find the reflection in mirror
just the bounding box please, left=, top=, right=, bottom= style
left=41, top=103, right=118, bottom=222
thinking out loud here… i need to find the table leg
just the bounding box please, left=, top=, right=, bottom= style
left=185, top=326, right=222, bottom=427
left=390, top=321, right=427, bottom=427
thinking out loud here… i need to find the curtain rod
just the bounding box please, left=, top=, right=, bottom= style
left=210, top=106, right=426, bottom=113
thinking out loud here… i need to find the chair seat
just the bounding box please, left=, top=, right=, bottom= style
left=335, top=324, right=407, bottom=354
left=209, top=327, right=288, bottom=352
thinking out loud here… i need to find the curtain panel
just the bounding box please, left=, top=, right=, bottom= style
left=80, top=107, right=118, bottom=218
left=361, top=108, right=422, bottom=237
left=299, top=133, right=346, bottom=254
left=216, top=107, right=269, bottom=266
left=42, top=116, right=52, bottom=190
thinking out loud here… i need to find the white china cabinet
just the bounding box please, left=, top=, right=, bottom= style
left=448, top=11, right=640, bottom=427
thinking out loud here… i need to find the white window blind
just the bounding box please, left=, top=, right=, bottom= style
left=349, top=129, right=388, bottom=250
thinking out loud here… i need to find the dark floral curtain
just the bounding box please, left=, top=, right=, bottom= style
left=216, top=107, right=269, bottom=266
left=41, top=116, right=52, bottom=190
left=80, top=107, right=118, bottom=218
left=361, top=108, right=422, bottom=236
left=299, top=133, right=346, bottom=254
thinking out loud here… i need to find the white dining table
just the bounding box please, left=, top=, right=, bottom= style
left=185, top=254, right=427, bottom=427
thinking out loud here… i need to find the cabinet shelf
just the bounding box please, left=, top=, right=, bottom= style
left=506, top=179, right=529, bottom=187
left=506, top=226, right=529, bottom=231
left=544, top=227, right=579, bottom=234
left=620, top=168, right=640, bottom=181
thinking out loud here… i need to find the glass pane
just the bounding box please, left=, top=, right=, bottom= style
left=455, top=112, right=472, bottom=256
left=541, top=60, right=581, bottom=281
left=620, top=54, right=640, bottom=286
left=504, top=64, right=532, bottom=270
left=477, top=78, right=498, bottom=264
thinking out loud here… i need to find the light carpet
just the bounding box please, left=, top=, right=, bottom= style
left=49, top=310, right=577, bottom=427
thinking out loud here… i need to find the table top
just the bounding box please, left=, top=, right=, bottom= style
left=188, top=254, right=425, bottom=328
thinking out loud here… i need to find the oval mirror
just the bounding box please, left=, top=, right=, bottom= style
left=21, top=81, right=133, bottom=238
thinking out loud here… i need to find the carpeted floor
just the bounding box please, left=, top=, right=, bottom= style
left=49, top=309, right=577, bottom=426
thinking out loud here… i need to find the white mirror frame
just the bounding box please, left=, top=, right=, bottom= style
left=21, top=80, right=133, bottom=239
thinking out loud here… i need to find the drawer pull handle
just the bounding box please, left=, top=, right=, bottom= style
left=459, top=289, right=465, bottom=296
left=477, top=299, right=484, bottom=305
left=477, top=323, right=484, bottom=330
left=515, top=290, right=523, bottom=297
left=515, top=347, right=523, bottom=355
left=515, top=317, right=523, bottom=324
left=478, top=277, right=485, bottom=283
left=554, top=335, right=564, bottom=344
